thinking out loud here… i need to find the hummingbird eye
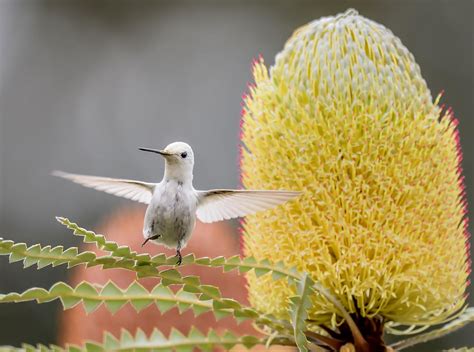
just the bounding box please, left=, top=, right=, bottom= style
left=180, top=152, right=188, bottom=159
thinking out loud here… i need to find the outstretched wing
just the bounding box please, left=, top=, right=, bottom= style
left=52, top=170, right=155, bottom=204
left=195, top=189, right=301, bottom=223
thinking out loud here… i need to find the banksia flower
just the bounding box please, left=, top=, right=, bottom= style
left=240, top=7, right=470, bottom=339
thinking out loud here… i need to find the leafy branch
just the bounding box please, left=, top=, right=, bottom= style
left=0, top=327, right=292, bottom=351
left=0, top=280, right=218, bottom=316
left=0, top=238, right=157, bottom=275
left=289, top=273, right=313, bottom=351
left=0, top=238, right=283, bottom=327
left=1, top=218, right=472, bottom=351
left=57, top=217, right=301, bottom=281
left=55, top=217, right=345, bottom=334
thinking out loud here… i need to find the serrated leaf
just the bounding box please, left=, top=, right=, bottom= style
left=222, top=255, right=241, bottom=272
left=188, top=326, right=205, bottom=339
left=120, top=329, right=134, bottom=345
left=84, top=341, right=103, bottom=352
left=223, top=264, right=237, bottom=272
left=26, top=244, right=41, bottom=255
left=159, top=268, right=181, bottom=281
left=213, top=298, right=241, bottom=310
left=182, top=275, right=200, bottom=286
left=134, top=328, right=148, bottom=344
left=9, top=244, right=27, bottom=263
left=113, top=246, right=131, bottom=257
left=82, top=298, right=102, bottom=314
left=241, top=335, right=261, bottom=348
left=127, top=282, right=153, bottom=312
left=210, top=256, right=226, bottom=266
left=182, top=284, right=202, bottom=294
left=194, top=257, right=211, bottom=265
left=58, top=218, right=143, bottom=262
left=23, top=256, right=39, bottom=269
left=75, top=282, right=101, bottom=313
left=272, top=270, right=286, bottom=281
left=289, top=273, right=314, bottom=352
left=103, top=332, right=120, bottom=350
left=191, top=303, right=211, bottom=317
left=61, top=296, right=82, bottom=310
left=151, top=284, right=173, bottom=297
left=213, top=309, right=232, bottom=320
left=254, top=267, right=268, bottom=277
left=1, top=219, right=305, bottom=332
left=226, top=255, right=241, bottom=264
left=199, top=285, right=221, bottom=300
left=176, top=290, right=197, bottom=314
left=0, top=327, right=272, bottom=351
left=169, top=327, right=185, bottom=341
left=101, top=281, right=122, bottom=296
left=37, top=257, right=55, bottom=269
left=49, top=281, right=73, bottom=294
left=75, top=252, right=96, bottom=262
left=150, top=253, right=167, bottom=264
left=180, top=254, right=195, bottom=265
left=150, top=328, right=166, bottom=343
left=100, top=281, right=127, bottom=314
left=75, top=281, right=97, bottom=295
left=154, top=299, right=176, bottom=314
left=21, top=287, right=49, bottom=301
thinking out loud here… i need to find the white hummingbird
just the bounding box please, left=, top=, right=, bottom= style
left=53, top=142, right=301, bottom=265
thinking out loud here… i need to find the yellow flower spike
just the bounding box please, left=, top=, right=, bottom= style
left=240, top=8, right=470, bottom=337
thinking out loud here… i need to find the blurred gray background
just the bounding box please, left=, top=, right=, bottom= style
left=0, top=0, right=472, bottom=350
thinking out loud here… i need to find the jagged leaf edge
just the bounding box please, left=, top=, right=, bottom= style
left=289, top=273, right=313, bottom=352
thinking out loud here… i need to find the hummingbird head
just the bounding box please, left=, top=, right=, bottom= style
left=139, top=142, right=194, bottom=182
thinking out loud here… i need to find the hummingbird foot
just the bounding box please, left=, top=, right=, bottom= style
left=175, top=249, right=182, bottom=266
left=141, top=234, right=161, bottom=247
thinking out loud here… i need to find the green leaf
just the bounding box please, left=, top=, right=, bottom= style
left=213, top=308, right=232, bottom=320
left=289, top=273, right=314, bottom=352
left=0, top=237, right=159, bottom=277
left=110, top=326, right=265, bottom=351
left=54, top=219, right=302, bottom=284
left=1, top=219, right=310, bottom=333
left=126, top=282, right=153, bottom=312
left=101, top=281, right=127, bottom=314
left=159, top=268, right=182, bottom=286
left=57, top=217, right=151, bottom=263
left=194, top=257, right=211, bottom=265
left=51, top=282, right=80, bottom=309
left=0, top=327, right=294, bottom=351
left=9, top=243, right=27, bottom=263
left=21, top=288, right=48, bottom=301
left=0, top=280, right=216, bottom=318
left=210, top=256, right=226, bottom=266
left=102, top=332, right=120, bottom=350
left=76, top=281, right=102, bottom=314
left=84, top=341, right=103, bottom=352
left=199, top=285, right=221, bottom=300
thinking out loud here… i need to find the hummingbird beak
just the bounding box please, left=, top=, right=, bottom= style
left=139, top=148, right=172, bottom=157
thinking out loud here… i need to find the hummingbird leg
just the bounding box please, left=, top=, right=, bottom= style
left=175, top=249, right=183, bottom=266
left=141, top=234, right=161, bottom=247
left=175, top=242, right=183, bottom=266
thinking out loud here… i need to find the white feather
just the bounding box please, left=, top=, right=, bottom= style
left=52, top=170, right=155, bottom=204
left=195, top=189, right=301, bottom=223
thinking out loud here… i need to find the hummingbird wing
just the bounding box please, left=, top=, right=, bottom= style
left=52, top=171, right=155, bottom=204
left=195, top=189, right=301, bottom=223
